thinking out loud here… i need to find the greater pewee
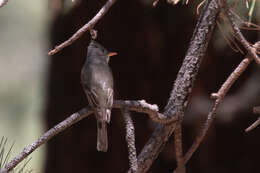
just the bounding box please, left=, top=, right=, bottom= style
left=81, top=40, right=117, bottom=152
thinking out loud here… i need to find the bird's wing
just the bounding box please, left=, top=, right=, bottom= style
left=100, top=80, right=113, bottom=109
left=84, top=85, right=113, bottom=109
left=85, top=88, right=99, bottom=109
left=102, top=86, right=113, bottom=123
left=106, top=88, right=113, bottom=109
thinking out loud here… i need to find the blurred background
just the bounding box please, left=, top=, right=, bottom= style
left=0, top=0, right=47, bottom=172
left=0, top=0, right=259, bottom=173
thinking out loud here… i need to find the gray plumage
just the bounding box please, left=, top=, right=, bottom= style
left=81, top=40, right=114, bottom=152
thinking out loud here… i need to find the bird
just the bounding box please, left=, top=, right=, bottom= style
left=81, top=40, right=117, bottom=152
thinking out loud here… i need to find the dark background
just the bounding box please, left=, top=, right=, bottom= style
left=45, top=0, right=260, bottom=172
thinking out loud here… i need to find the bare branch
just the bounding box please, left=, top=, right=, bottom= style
left=245, top=117, right=260, bottom=132
left=245, top=106, right=260, bottom=132
left=122, top=110, right=138, bottom=173
left=48, top=0, right=117, bottom=55
left=114, top=100, right=178, bottom=124
left=0, top=107, right=93, bottom=173
left=132, top=0, right=220, bottom=172
left=183, top=100, right=220, bottom=164
left=173, top=121, right=186, bottom=173
left=0, top=99, right=168, bottom=173
left=211, top=56, right=253, bottom=100
left=0, top=0, right=8, bottom=8
left=222, top=0, right=260, bottom=66
left=211, top=41, right=260, bottom=100
left=182, top=41, right=260, bottom=166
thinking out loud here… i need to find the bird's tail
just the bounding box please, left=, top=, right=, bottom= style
left=96, top=121, right=108, bottom=152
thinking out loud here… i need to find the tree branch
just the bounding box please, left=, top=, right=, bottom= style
left=132, top=0, right=220, bottom=172
left=0, top=107, right=93, bottom=173
left=245, top=106, right=260, bottom=132
left=185, top=64, right=260, bottom=124
left=245, top=117, right=260, bottom=132
left=222, top=0, right=260, bottom=66
left=211, top=56, right=253, bottom=100
left=122, top=110, right=138, bottom=173
left=183, top=100, right=220, bottom=164
left=173, top=121, right=186, bottom=173
left=48, top=0, right=117, bottom=55
left=181, top=41, right=260, bottom=167
left=0, top=99, right=167, bottom=173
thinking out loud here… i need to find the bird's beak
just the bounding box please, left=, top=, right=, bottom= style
left=108, top=52, right=117, bottom=57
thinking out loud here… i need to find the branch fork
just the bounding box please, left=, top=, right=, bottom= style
left=0, top=99, right=170, bottom=173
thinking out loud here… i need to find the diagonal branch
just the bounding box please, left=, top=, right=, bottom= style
left=245, top=117, right=260, bottom=132
left=131, top=0, right=220, bottom=172
left=222, top=0, right=260, bottom=66
left=211, top=56, right=254, bottom=100
left=0, top=99, right=168, bottom=173
left=114, top=100, right=178, bottom=124
left=181, top=41, right=260, bottom=167
left=0, top=107, right=93, bottom=173
left=48, top=0, right=117, bottom=55
left=183, top=100, right=220, bottom=164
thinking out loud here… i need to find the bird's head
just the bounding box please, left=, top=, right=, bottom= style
left=88, top=40, right=117, bottom=63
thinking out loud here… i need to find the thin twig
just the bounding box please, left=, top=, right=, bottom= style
left=181, top=41, right=260, bottom=166
left=211, top=57, right=252, bottom=99
left=222, top=0, right=260, bottom=66
left=218, top=13, right=246, bottom=54
left=122, top=109, right=138, bottom=173
left=216, top=20, right=242, bottom=54
left=48, top=0, right=117, bottom=55
left=245, top=117, right=260, bottom=132
left=245, top=106, right=260, bottom=132
left=183, top=100, right=220, bottom=163
left=173, top=121, right=186, bottom=173
left=211, top=41, right=260, bottom=100
left=0, top=0, right=8, bottom=8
